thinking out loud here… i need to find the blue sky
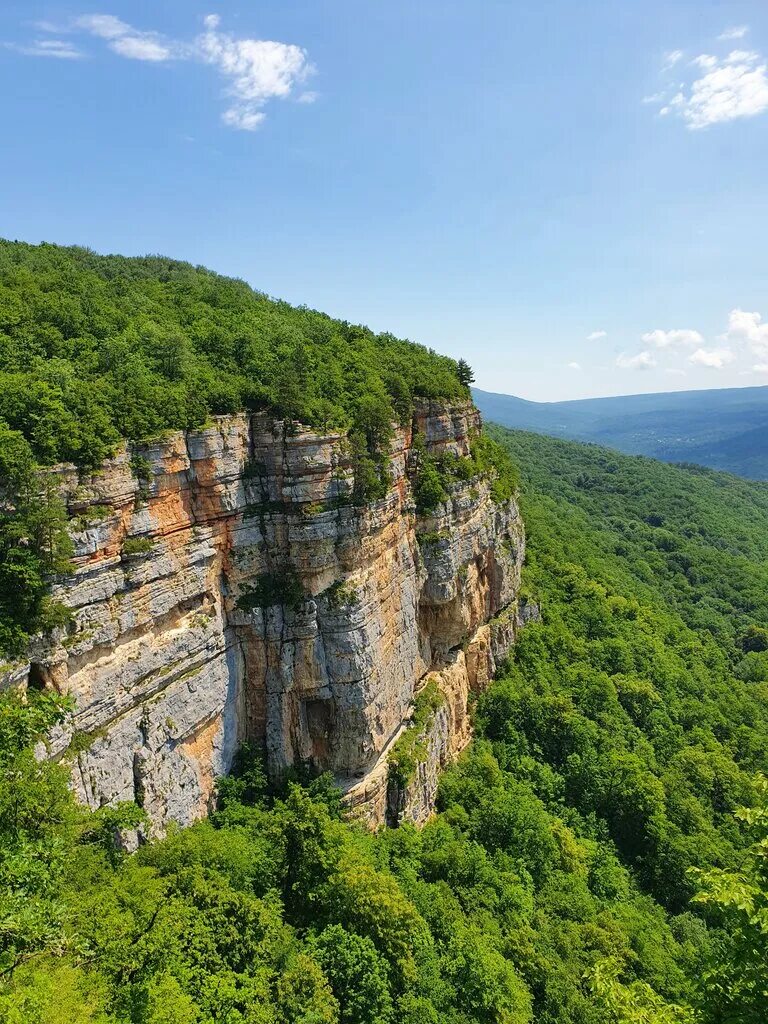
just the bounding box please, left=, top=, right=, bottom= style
left=1, top=2, right=767, bottom=401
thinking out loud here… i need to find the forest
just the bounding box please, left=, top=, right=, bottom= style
left=0, top=240, right=468, bottom=466
left=2, top=425, right=766, bottom=1023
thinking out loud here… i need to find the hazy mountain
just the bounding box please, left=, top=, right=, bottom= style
left=473, top=384, right=768, bottom=479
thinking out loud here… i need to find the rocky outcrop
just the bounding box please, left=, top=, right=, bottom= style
left=381, top=600, right=539, bottom=828
left=7, top=400, right=525, bottom=833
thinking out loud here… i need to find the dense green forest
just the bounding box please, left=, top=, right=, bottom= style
left=2, top=427, right=766, bottom=1023
left=0, top=240, right=468, bottom=465
left=0, top=240, right=472, bottom=657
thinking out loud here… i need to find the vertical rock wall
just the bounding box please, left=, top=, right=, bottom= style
left=5, top=400, right=525, bottom=832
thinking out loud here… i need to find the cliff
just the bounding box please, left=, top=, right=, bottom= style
left=5, top=400, right=526, bottom=833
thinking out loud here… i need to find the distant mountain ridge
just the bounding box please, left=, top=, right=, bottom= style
left=473, top=384, right=768, bottom=479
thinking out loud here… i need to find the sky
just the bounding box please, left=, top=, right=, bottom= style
left=1, top=2, right=767, bottom=402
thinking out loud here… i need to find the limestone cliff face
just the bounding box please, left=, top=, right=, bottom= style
left=7, top=400, right=525, bottom=833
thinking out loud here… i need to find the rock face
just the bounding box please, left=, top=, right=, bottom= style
left=7, top=400, right=525, bottom=833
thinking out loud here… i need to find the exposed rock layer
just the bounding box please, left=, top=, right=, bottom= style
left=7, top=401, right=524, bottom=832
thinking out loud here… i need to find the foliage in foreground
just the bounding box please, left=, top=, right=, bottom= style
left=2, top=428, right=768, bottom=1022
left=1, top=690, right=765, bottom=1024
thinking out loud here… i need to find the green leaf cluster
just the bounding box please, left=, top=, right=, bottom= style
left=387, top=681, right=445, bottom=788
left=412, top=433, right=518, bottom=516
left=0, top=422, right=72, bottom=657
left=235, top=572, right=306, bottom=613
left=0, top=240, right=468, bottom=468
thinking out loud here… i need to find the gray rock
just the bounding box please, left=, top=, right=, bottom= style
left=5, top=402, right=526, bottom=833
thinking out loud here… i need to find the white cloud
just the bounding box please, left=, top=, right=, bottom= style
left=663, top=49, right=684, bottom=69
left=723, top=308, right=768, bottom=357
left=648, top=32, right=768, bottom=130
left=617, top=351, right=657, bottom=370
left=586, top=330, right=607, bottom=341
left=110, top=35, right=173, bottom=61
left=616, top=307, right=768, bottom=376
left=641, top=328, right=703, bottom=348
left=6, top=38, right=83, bottom=58
left=692, top=54, right=718, bottom=71
left=197, top=19, right=313, bottom=130
left=673, top=50, right=768, bottom=129
left=74, top=14, right=174, bottom=61
left=567, top=362, right=582, bottom=370
left=74, top=14, right=132, bottom=40
left=719, top=26, right=749, bottom=41
left=689, top=347, right=735, bottom=368
left=222, top=108, right=266, bottom=131
left=15, top=12, right=315, bottom=130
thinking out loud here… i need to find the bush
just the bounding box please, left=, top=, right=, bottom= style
left=388, top=681, right=444, bottom=788
left=236, top=571, right=305, bottom=612
left=121, top=537, right=153, bottom=558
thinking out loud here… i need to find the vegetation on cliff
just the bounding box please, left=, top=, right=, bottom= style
left=0, top=422, right=72, bottom=657
left=2, top=428, right=767, bottom=1022
left=0, top=239, right=472, bottom=658
left=412, top=434, right=519, bottom=515
left=0, top=240, right=467, bottom=467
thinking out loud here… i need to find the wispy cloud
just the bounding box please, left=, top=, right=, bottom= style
left=689, top=347, right=735, bottom=369
left=663, top=49, right=684, bottom=70
left=648, top=33, right=768, bottom=129
left=616, top=351, right=656, bottom=371
left=9, top=12, right=316, bottom=130
left=567, top=362, right=582, bottom=370
left=586, top=330, right=607, bottom=341
left=5, top=37, right=83, bottom=59
left=74, top=14, right=174, bottom=61
left=641, top=328, right=703, bottom=348
left=719, top=26, right=749, bottom=41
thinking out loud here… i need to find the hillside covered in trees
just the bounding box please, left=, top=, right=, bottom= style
left=0, top=240, right=474, bottom=659
left=2, top=427, right=767, bottom=1023
left=0, top=240, right=469, bottom=467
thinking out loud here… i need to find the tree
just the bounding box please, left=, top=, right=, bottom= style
left=739, top=625, right=768, bottom=653
left=691, top=775, right=768, bottom=1024
left=412, top=455, right=448, bottom=516
left=310, top=925, right=393, bottom=1024
left=456, top=359, right=475, bottom=388
left=0, top=690, right=76, bottom=976
left=0, top=424, right=72, bottom=657
left=589, top=957, right=695, bottom=1023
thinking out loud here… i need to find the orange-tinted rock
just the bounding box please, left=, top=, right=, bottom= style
left=9, top=400, right=525, bottom=833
